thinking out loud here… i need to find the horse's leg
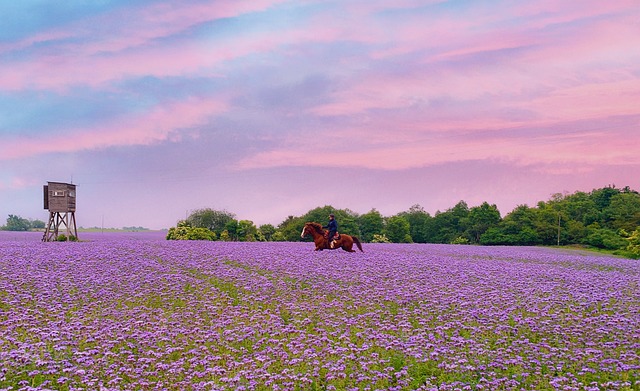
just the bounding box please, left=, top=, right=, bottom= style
left=342, top=245, right=356, bottom=252
left=342, top=239, right=355, bottom=252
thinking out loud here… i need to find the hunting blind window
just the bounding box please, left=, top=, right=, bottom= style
left=53, top=190, right=65, bottom=197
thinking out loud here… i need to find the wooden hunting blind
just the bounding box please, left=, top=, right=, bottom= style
left=42, top=181, right=78, bottom=241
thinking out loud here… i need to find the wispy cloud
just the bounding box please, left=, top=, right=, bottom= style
left=235, top=119, right=640, bottom=171
left=0, top=97, right=226, bottom=160
left=1, top=0, right=639, bottom=172
left=0, top=0, right=289, bottom=90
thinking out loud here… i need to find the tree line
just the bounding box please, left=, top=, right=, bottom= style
left=167, top=185, right=640, bottom=258
left=0, top=215, right=45, bottom=231
left=4, top=185, right=637, bottom=257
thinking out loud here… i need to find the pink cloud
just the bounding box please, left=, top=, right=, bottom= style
left=235, top=135, right=639, bottom=172
left=512, top=0, right=638, bottom=26
left=2, top=0, right=638, bottom=173
left=0, top=176, right=37, bottom=191
left=2, top=0, right=638, bottom=93
left=0, top=2, right=473, bottom=91
left=522, top=79, right=640, bottom=122
left=0, top=0, right=289, bottom=90
left=235, top=116, right=640, bottom=172
left=0, top=0, right=287, bottom=57
left=307, top=2, right=640, bottom=128
left=0, top=98, right=227, bottom=161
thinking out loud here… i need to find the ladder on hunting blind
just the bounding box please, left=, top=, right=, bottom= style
left=42, top=182, right=78, bottom=242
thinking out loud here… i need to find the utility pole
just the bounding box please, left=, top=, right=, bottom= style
left=557, top=213, right=561, bottom=246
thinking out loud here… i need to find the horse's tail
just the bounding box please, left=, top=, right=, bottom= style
left=353, top=236, right=364, bottom=252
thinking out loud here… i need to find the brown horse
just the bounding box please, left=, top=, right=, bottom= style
left=300, top=222, right=363, bottom=252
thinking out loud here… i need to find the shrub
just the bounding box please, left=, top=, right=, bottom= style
left=451, top=236, right=470, bottom=245
left=166, top=222, right=216, bottom=241
left=623, top=228, right=640, bottom=258
left=371, top=234, right=391, bottom=243
left=583, top=228, right=627, bottom=250
left=272, top=231, right=286, bottom=242
left=219, top=230, right=231, bottom=241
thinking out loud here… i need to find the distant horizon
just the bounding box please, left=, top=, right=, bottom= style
left=2, top=1, right=639, bottom=230
left=4, top=183, right=637, bottom=231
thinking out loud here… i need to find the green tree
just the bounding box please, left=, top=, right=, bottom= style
left=565, top=219, right=587, bottom=243
left=464, top=202, right=501, bottom=244
left=564, top=191, right=599, bottom=226
left=302, top=205, right=336, bottom=225
left=534, top=201, right=565, bottom=245
left=398, top=204, right=432, bottom=243
left=301, top=206, right=360, bottom=237
left=30, top=219, right=46, bottom=229
left=272, top=230, right=287, bottom=241
left=237, top=220, right=258, bottom=241
left=591, top=185, right=620, bottom=211
left=432, top=201, right=470, bottom=243
left=385, top=215, right=412, bottom=243
left=358, top=209, right=384, bottom=242
left=224, top=219, right=239, bottom=241
left=480, top=205, right=541, bottom=245
left=4, top=215, right=31, bottom=231
left=278, top=215, right=305, bottom=242
left=187, top=208, right=236, bottom=236
left=605, top=192, right=640, bottom=231
left=258, top=224, right=276, bottom=241
left=583, top=225, right=627, bottom=250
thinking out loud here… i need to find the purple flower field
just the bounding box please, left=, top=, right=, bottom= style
left=1, top=232, right=639, bottom=390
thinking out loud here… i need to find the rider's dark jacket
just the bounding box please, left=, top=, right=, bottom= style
left=323, top=219, right=338, bottom=236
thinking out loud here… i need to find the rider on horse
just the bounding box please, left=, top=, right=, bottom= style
left=323, top=214, right=338, bottom=247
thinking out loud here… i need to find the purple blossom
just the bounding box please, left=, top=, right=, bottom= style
left=0, top=232, right=638, bottom=389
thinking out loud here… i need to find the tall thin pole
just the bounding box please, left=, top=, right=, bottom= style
left=557, top=213, right=561, bottom=246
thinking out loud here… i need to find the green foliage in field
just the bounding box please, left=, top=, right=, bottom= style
left=55, top=234, right=78, bottom=242
left=157, top=185, right=640, bottom=251
left=166, top=221, right=216, bottom=241
left=623, top=228, right=640, bottom=257
left=0, top=215, right=45, bottom=231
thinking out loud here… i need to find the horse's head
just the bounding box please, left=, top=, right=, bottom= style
left=300, top=223, right=312, bottom=238
left=300, top=222, right=323, bottom=238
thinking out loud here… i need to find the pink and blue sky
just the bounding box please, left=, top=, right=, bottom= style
left=1, top=0, right=639, bottom=230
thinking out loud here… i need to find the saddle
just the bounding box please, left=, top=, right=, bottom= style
left=324, top=231, right=340, bottom=241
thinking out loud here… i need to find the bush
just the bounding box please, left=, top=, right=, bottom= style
left=371, top=234, right=391, bottom=243
left=583, top=228, right=627, bottom=250
left=480, top=226, right=541, bottom=246
left=272, top=231, right=286, bottom=242
left=451, top=236, right=470, bottom=245
left=623, top=228, right=640, bottom=258
left=55, top=234, right=78, bottom=242
left=219, top=230, right=231, bottom=242
left=166, top=222, right=216, bottom=241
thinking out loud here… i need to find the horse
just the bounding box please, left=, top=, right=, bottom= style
left=300, top=222, right=363, bottom=252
